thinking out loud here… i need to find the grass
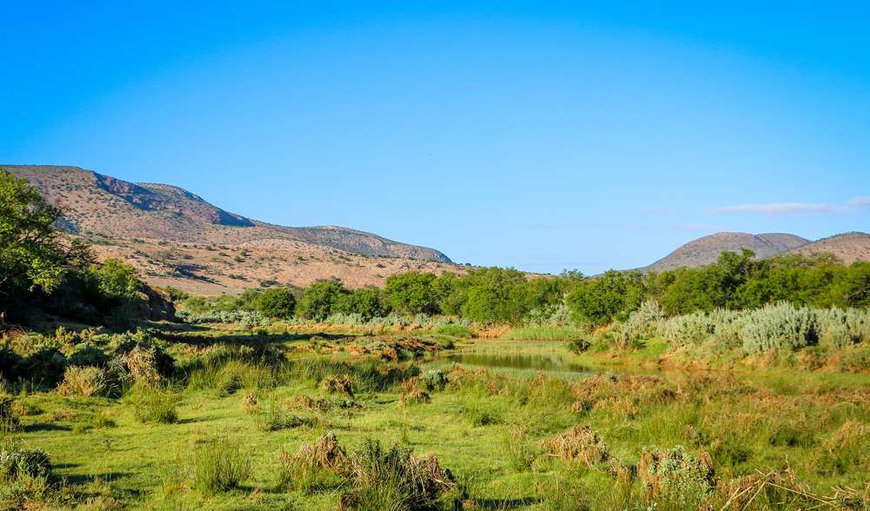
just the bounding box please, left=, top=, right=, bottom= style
left=1, top=328, right=868, bottom=510
left=501, top=325, right=584, bottom=341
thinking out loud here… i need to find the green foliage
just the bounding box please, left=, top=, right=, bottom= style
left=296, top=280, right=347, bottom=320
left=638, top=446, right=715, bottom=509
left=254, top=288, right=296, bottom=319
left=91, top=259, right=141, bottom=300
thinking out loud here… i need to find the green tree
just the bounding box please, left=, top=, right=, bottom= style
left=384, top=272, right=439, bottom=315
left=296, top=280, right=347, bottom=320
left=92, top=259, right=141, bottom=300
left=255, top=288, right=297, bottom=319
left=459, top=267, right=528, bottom=324
left=0, top=171, right=75, bottom=298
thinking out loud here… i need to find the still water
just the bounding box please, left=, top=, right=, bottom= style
left=444, top=351, right=593, bottom=375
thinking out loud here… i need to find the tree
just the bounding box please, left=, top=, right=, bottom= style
left=459, top=267, right=528, bottom=324
left=566, top=270, right=645, bottom=325
left=0, top=170, right=89, bottom=315
left=296, top=280, right=347, bottom=320
left=255, top=288, right=297, bottom=319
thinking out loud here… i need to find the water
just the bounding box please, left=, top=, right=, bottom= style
left=444, top=351, right=593, bottom=375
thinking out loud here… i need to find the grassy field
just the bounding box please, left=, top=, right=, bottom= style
left=2, top=326, right=868, bottom=510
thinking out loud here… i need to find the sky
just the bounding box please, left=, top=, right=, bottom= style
left=2, top=1, right=868, bottom=274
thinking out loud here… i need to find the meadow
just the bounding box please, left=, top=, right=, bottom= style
left=1, top=319, right=868, bottom=511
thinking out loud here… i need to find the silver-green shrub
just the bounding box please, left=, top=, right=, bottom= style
left=741, top=303, right=819, bottom=354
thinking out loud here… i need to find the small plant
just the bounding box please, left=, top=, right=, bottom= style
left=277, top=434, right=347, bottom=493
left=0, top=394, right=21, bottom=432
left=637, top=446, right=715, bottom=509
left=190, top=437, right=252, bottom=495
left=257, top=400, right=309, bottom=432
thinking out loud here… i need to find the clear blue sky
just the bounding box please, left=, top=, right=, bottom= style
left=2, top=1, right=868, bottom=274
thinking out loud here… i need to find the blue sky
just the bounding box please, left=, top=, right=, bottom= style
left=2, top=1, right=868, bottom=274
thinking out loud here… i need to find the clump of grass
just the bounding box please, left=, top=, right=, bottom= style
left=56, top=366, right=107, bottom=397
left=541, top=425, right=612, bottom=470
left=433, top=324, right=472, bottom=339
left=504, top=425, right=535, bottom=472
left=129, top=385, right=179, bottom=424
left=190, top=437, right=252, bottom=495
left=277, top=433, right=346, bottom=493
left=502, top=326, right=584, bottom=341
left=257, top=400, right=310, bottom=432
left=341, top=439, right=463, bottom=511
left=241, top=393, right=258, bottom=414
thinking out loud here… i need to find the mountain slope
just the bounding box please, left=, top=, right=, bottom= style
left=3, top=164, right=457, bottom=294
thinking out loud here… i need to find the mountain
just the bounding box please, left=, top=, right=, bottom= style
left=789, top=232, right=870, bottom=264
left=647, top=232, right=810, bottom=272
left=646, top=231, right=870, bottom=272
left=3, top=165, right=457, bottom=294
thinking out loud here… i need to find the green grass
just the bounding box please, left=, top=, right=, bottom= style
left=501, top=325, right=584, bottom=341
left=2, top=331, right=868, bottom=510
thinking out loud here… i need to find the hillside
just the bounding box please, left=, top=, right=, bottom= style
left=3, top=165, right=458, bottom=294
left=646, top=231, right=869, bottom=272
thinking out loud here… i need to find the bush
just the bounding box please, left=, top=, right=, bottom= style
left=190, top=437, right=252, bottom=494
left=420, top=370, right=448, bottom=392
left=277, top=433, right=346, bottom=493
left=56, top=366, right=107, bottom=397
left=0, top=394, right=21, bottom=432
left=255, top=288, right=296, bottom=319
left=742, top=303, right=819, bottom=354
left=541, top=425, right=611, bottom=470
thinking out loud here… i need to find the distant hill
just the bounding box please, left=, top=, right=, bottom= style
left=3, top=165, right=457, bottom=294
left=789, top=232, right=870, bottom=264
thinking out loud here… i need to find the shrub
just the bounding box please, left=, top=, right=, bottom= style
left=255, top=288, right=296, bottom=319
left=56, top=366, right=107, bottom=397
left=742, top=303, right=819, bottom=354
left=190, top=437, right=252, bottom=494
left=637, top=446, right=715, bottom=509
left=0, top=447, right=51, bottom=480
left=322, top=376, right=354, bottom=398
left=419, top=370, right=448, bottom=392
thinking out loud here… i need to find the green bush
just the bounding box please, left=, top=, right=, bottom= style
left=638, top=446, right=715, bottom=509
left=255, top=288, right=296, bottom=319
left=190, top=437, right=252, bottom=494
left=420, top=370, right=448, bottom=392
